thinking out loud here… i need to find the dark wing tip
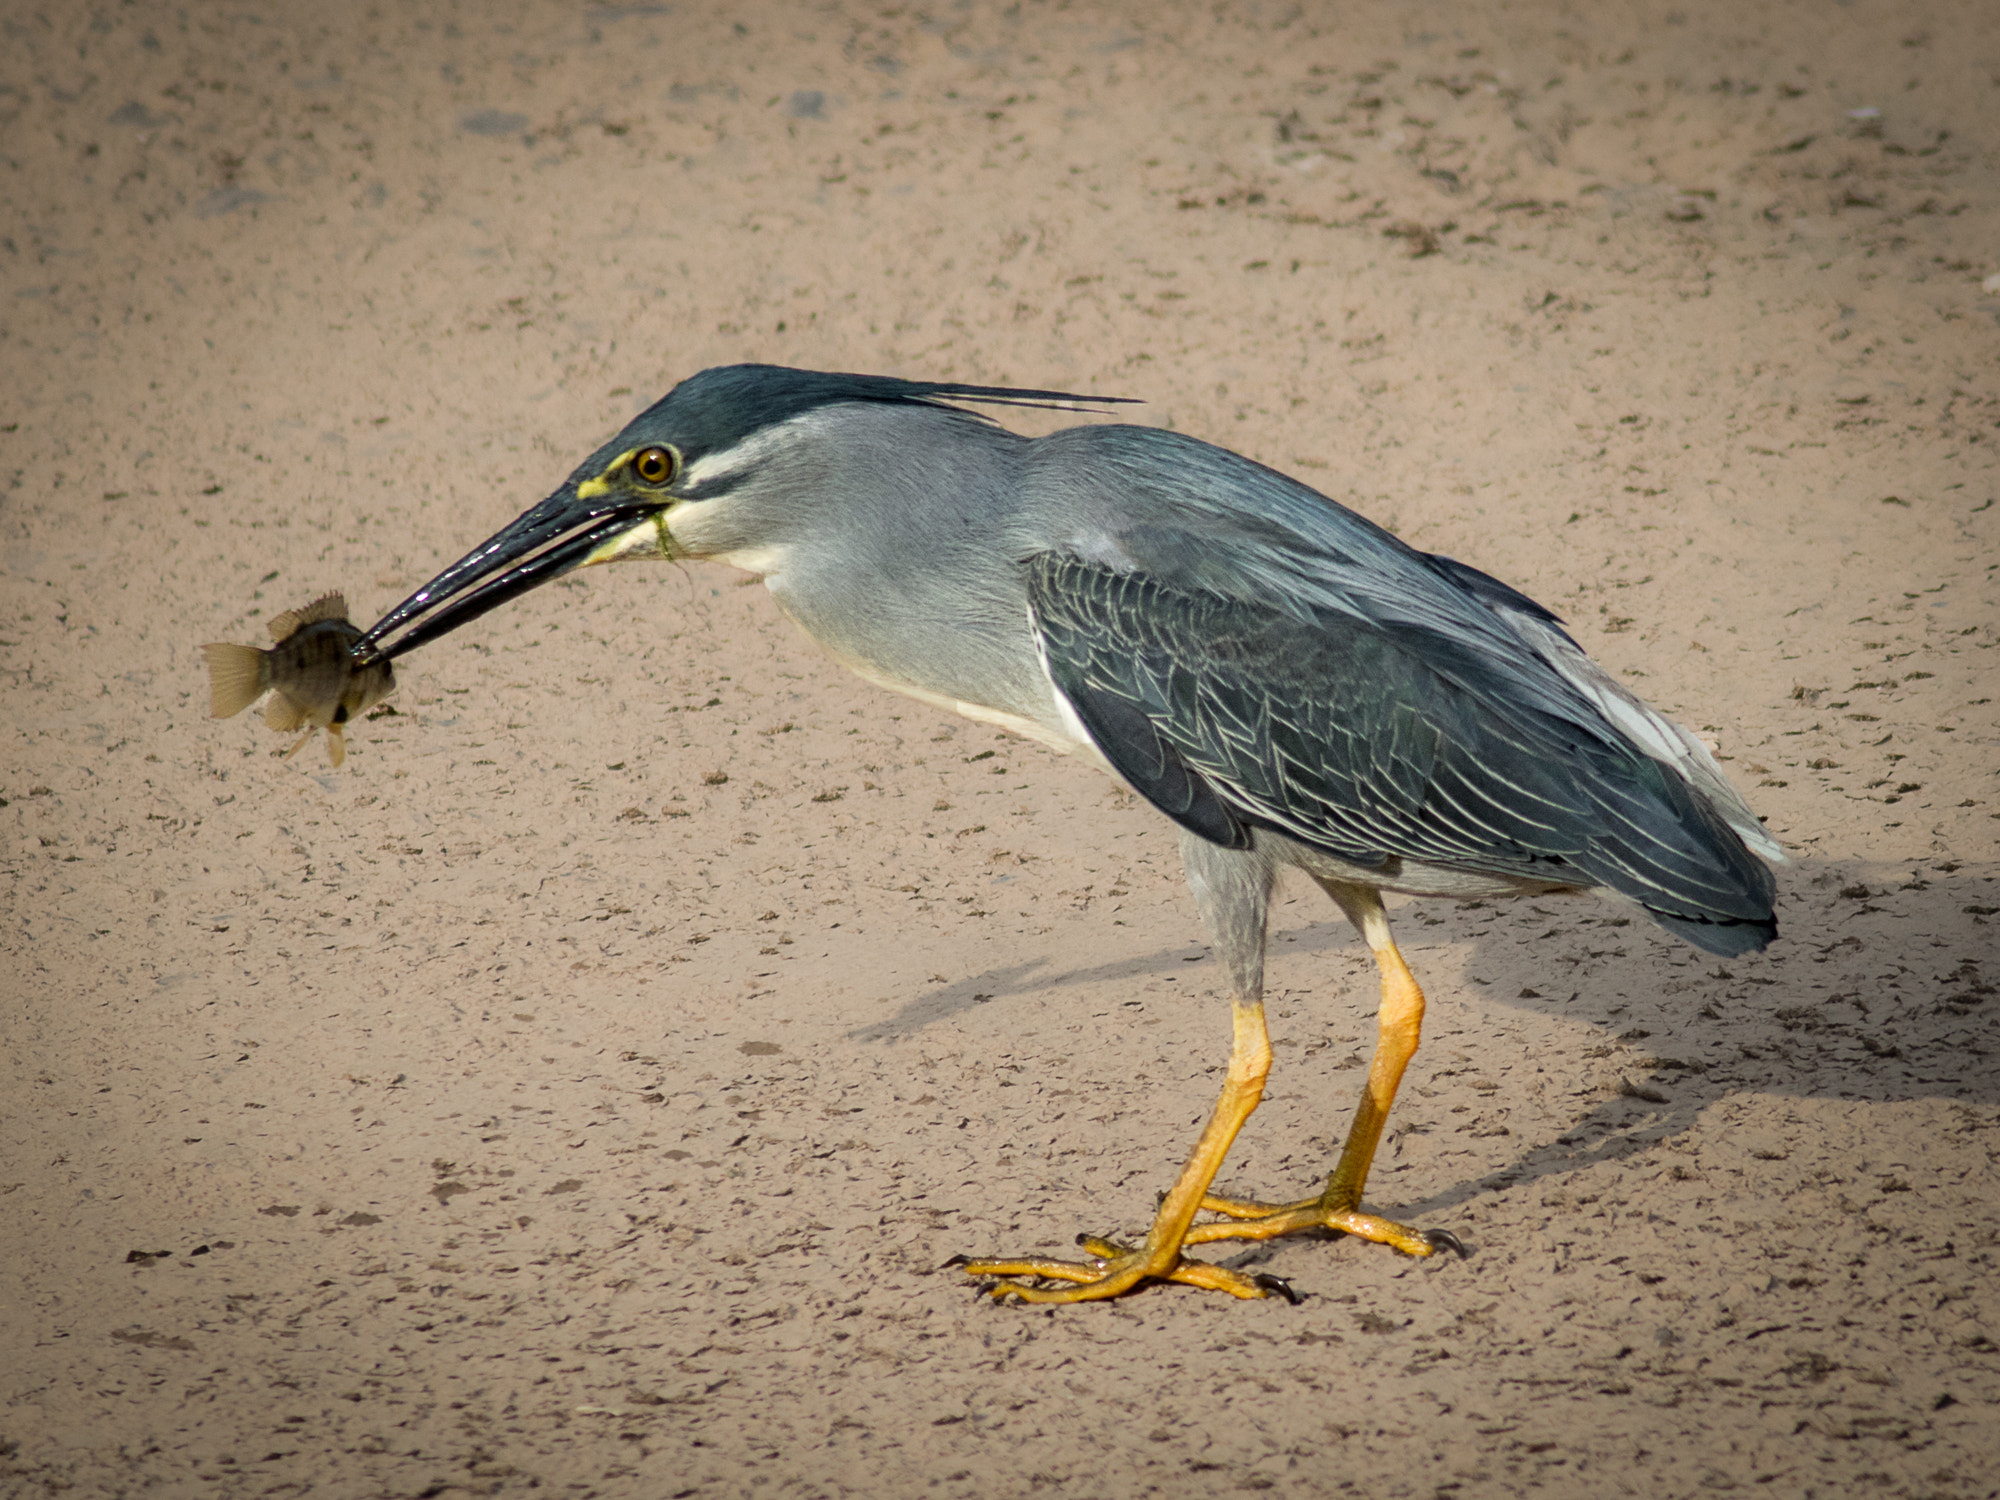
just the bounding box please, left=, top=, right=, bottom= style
left=1647, top=908, right=1778, bottom=957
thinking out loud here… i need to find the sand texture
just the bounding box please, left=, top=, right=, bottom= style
left=4, top=1, right=1998, bottom=1496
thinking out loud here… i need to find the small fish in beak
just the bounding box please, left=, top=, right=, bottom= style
left=202, top=591, right=395, bottom=768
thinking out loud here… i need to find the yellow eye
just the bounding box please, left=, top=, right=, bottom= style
left=632, top=446, right=677, bottom=485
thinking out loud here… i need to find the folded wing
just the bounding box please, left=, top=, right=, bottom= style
left=1027, top=551, right=1777, bottom=956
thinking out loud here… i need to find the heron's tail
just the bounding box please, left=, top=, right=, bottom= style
left=1647, top=905, right=1777, bottom=957
left=1567, top=744, right=1780, bottom=957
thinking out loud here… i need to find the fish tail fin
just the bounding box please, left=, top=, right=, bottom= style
left=268, top=591, right=349, bottom=640
left=264, top=692, right=311, bottom=733
left=202, top=643, right=269, bottom=718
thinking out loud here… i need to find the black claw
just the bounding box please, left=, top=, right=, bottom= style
left=1422, top=1228, right=1471, bottom=1259
left=942, top=1253, right=973, bottom=1269
left=1253, top=1273, right=1303, bottom=1305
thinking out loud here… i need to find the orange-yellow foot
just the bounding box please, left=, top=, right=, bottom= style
left=1189, top=1191, right=1468, bottom=1259
left=948, top=1235, right=1300, bottom=1304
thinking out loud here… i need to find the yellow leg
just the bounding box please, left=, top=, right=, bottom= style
left=954, top=1001, right=1291, bottom=1302
left=1189, top=884, right=1461, bottom=1260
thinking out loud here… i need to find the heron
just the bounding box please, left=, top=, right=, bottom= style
left=357, top=364, right=1780, bottom=1304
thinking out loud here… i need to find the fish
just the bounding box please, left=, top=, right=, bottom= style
left=201, top=591, right=395, bottom=768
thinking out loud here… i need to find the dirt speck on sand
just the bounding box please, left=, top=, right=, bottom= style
left=4, top=2, right=1997, bottom=1496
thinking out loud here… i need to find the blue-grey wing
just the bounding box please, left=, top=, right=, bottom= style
left=1025, top=551, right=1776, bottom=956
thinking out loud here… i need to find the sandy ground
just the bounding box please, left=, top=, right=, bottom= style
left=4, top=1, right=1999, bottom=1496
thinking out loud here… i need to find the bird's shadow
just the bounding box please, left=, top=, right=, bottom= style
left=846, top=945, right=1205, bottom=1044
left=849, top=857, right=1997, bottom=1210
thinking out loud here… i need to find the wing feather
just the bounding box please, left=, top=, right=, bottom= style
left=1026, top=551, right=1775, bottom=953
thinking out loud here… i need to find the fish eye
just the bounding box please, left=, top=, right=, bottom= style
left=632, top=446, right=678, bottom=485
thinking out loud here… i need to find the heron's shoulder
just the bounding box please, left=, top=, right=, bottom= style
left=1026, top=426, right=1527, bottom=630
left=1028, top=425, right=1408, bottom=557
left=1017, top=438, right=1627, bottom=765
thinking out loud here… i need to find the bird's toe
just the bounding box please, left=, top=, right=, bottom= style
left=1421, top=1228, right=1471, bottom=1259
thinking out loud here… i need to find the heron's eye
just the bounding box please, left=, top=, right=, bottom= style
left=632, top=446, right=677, bottom=485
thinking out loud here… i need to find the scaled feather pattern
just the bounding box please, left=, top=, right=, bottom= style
left=1027, top=551, right=1777, bottom=957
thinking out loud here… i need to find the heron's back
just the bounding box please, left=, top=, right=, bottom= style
left=1016, top=427, right=1779, bottom=955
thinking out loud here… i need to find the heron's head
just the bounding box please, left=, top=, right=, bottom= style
left=357, top=363, right=1120, bottom=663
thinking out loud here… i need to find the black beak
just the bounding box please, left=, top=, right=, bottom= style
left=356, top=487, right=663, bottom=664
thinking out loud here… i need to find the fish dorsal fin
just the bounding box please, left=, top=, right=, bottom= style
left=267, top=591, right=350, bottom=641
left=202, top=642, right=269, bottom=718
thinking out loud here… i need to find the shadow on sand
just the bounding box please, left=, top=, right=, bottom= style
left=848, top=855, right=1997, bottom=1218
